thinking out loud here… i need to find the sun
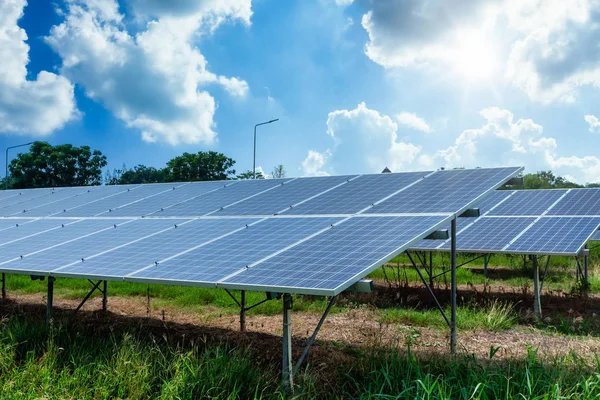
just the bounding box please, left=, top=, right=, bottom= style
left=449, top=29, right=498, bottom=81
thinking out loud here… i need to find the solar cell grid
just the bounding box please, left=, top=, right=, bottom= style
left=487, top=190, right=568, bottom=216
left=24, top=185, right=139, bottom=217
left=286, top=172, right=429, bottom=215
left=0, top=219, right=77, bottom=245
left=156, top=178, right=292, bottom=217
left=108, top=181, right=228, bottom=217
left=546, top=189, right=600, bottom=216
left=506, top=217, right=600, bottom=255
left=60, top=183, right=182, bottom=217
left=56, top=217, right=256, bottom=277
left=0, top=188, right=66, bottom=210
left=0, top=187, right=92, bottom=217
left=366, top=167, right=520, bottom=214
left=222, top=215, right=448, bottom=294
left=5, top=219, right=188, bottom=273
left=128, top=216, right=341, bottom=284
left=411, top=217, right=475, bottom=250
left=216, top=175, right=356, bottom=216
left=0, top=219, right=126, bottom=265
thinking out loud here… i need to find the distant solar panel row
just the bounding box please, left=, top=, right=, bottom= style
left=0, top=167, right=522, bottom=295
left=411, top=188, right=600, bottom=255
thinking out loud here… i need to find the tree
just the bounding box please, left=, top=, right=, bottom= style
left=237, top=170, right=264, bottom=180
left=8, top=142, right=107, bottom=189
left=163, top=151, right=236, bottom=182
left=118, top=165, right=166, bottom=184
left=271, top=164, right=286, bottom=179
left=522, top=171, right=582, bottom=189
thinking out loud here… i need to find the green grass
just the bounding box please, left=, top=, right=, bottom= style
left=379, top=299, right=519, bottom=331
left=0, top=316, right=599, bottom=399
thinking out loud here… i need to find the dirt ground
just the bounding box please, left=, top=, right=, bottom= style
left=2, top=287, right=600, bottom=367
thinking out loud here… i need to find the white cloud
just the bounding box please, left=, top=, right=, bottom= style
left=334, top=0, right=354, bottom=6
left=0, top=0, right=77, bottom=136
left=585, top=115, right=600, bottom=133
left=358, top=0, right=600, bottom=103
left=309, top=103, right=600, bottom=183
left=396, top=112, right=433, bottom=133
left=302, top=150, right=331, bottom=176
left=45, top=0, right=250, bottom=145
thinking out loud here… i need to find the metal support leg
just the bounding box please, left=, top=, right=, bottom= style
left=1, top=272, right=5, bottom=302
left=484, top=254, right=489, bottom=277
left=532, top=256, right=541, bottom=316
left=46, top=276, right=55, bottom=328
left=102, top=280, right=108, bottom=311
left=450, top=217, right=457, bottom=354
left=282, top=293, right=293, bottom=392
left=429, top=251, right=434, bottom=288
left=584, top=250, right=589, bottom=296
left=240, top=290, right=246, bottom=332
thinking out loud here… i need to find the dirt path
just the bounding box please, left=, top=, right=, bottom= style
left=2, top=292, right=600, bottom=363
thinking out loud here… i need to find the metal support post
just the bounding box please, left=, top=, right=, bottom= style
left=282, top=293, right=293, bottom=392
left=429, top=251, right=434, bottom=288
left=450, top=217, right=457, bottom=354
left=102, top=280, right=108, bottom=311
left=584, top=249, right=590, bottom=296
left=46, top=276, right=55, bottom=328
left=1, top=272, right=5, bottom=301
left=532, top=256, right=541, bottom=316
left=240, top=290, right=247, bottom=332
left=483, top=254, right=489, bottom=277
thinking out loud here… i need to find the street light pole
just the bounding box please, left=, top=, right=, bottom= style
left=5, top=142, right=34, bottom=190
left=253, top=119, right=279, bottom=179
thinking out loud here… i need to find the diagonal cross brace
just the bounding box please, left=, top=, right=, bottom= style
left=74, top=280, right=105, bottom=313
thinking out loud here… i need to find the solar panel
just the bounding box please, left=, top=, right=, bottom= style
left=2, top=219, right=188, bottom=273
left=0, top=219, right=128, bottom=264
left=591, top=229, right=600, bottom=241
left=286, top=172, right=429, bottom=215
left=505, top=217, right=600, bottom=255
left=487, top=190, right=568, bottom=216
left=471, top=190, right=514, bottom=214
left=0, top=167, right=523, bottom=295
left=22, top=184, right=139, bottom=217
left=221, top=215, right=449, bottom=295
left=216, top=175, right=356, bottom=216
left=156, top=178, right=293, bottom=217
left=436, top=217, right=536, bottom=252
left=0, top=188, right=62, bottom=208
left=365, top=167, right=521, bottom=214
left=127, top=217, right=342, bottom=285
left=107, top=181, right=229, bottom=217
left=55, top=217, right=256, bottom=278
left=59, top=183, right=183, bottom=217
left=545, top=189, right=600, bottom=216
left=411, top=216, right=476, bottom=250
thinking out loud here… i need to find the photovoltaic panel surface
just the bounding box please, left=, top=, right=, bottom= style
left=285, top=172, right=428, bottom=215
left=0, top=188, right=61, bottom=208
left=0, top=219, right=78, bottom=245
left=0, top=187, right=95, bottom=217
left=55, top=217, right=256, bottom=278
left=156, top=179, right=293, bottom=217
left=22, top=185, right=139, bottom=217
left=0, top=219, right=127, bottom=264
left=107, top=181, right=228, bottom=217
left=487, top=190, right=568, bottom=216
left=591, top=230, right=600, bottom=241
left=2, top=219, right=188, bottom=273
left=128, top=217, right=342, bottom=284
left=365, top=167, right=520, bottom=214
left=222, top=215, right=449, bottom=295
left=216, top=175, right=356, bottom=216
left=60, top=183, right=183, bottom=217
left=505, top=217, right=600, bottom=255
left=545, top=189, right=600, bottom=216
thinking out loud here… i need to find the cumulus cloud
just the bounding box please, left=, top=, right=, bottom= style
left=309, top=103, right=600, bottom=183
left=585, top=115, right=600, bottom=133
left=45, top=0, right=250, bottom=145
left=358, top=0, right=600, bottom=103
left=0, top=0, right=77, bottom=136
left=396, top=112, right=433, bottom=133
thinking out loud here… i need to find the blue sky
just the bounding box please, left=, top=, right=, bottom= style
left=2, top=0, right=600, bottom=183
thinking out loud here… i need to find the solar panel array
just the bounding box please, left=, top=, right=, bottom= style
left=0, top=167, right=521, bottom=296
left=412, top=188, right=600, bottom=255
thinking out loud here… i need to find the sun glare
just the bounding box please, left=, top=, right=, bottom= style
left=450, top=29, right=498, bottom=81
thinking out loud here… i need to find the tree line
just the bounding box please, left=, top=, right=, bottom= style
left=1, top=141, right=598, bottom=189
left=2, top=141, right=286, bottom=189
